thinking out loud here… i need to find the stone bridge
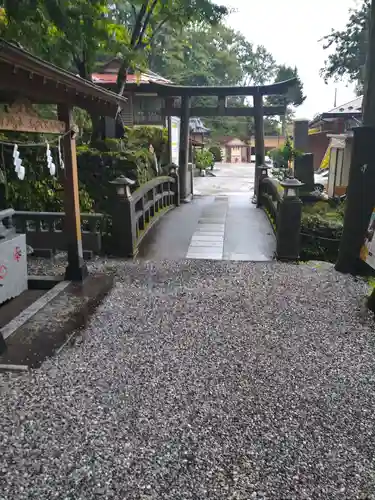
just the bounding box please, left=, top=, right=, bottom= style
left=139, top=163, right=276, bottom=261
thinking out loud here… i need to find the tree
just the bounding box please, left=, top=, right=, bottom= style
left=149, top=22, right=275, bottom=87
left=320, top=0, right=370, bottom=91
left=0, top=0, right=129, bottom=79
left=147, top=21, right=279, bottom=139
left=266, top=65, right=305, bottom=135
left=0, top=0, right=228, bottom=84
left=114, top=0, right=228, bottom=93
left=267, top=65, right=305, bottom=109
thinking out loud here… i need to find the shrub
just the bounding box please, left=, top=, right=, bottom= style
left=77, top=146, right=155, bottom=214
left=195, top=149, right=214, bottom=170
left=269, top=138, right=302, bottom=169
left=300, top=201, right=344, bottom=262
left=0, top=126, right=168, bottom=214
left=0, top=132, right=93, bottom=212
left=209, top=145, right=222, bottom=162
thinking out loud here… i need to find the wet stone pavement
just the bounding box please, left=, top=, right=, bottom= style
left=1, top=260, right=375, bottom=499
left=140, top=163, right=275, bottom=261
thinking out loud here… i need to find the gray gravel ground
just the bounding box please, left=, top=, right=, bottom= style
left=1, top=259, right=375, bottom=499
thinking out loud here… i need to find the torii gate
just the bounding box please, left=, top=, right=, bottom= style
left=124, top=78, right=298, bottom=201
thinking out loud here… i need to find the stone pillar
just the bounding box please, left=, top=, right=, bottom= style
left=293, top=119, right=309, bottom=153
left=109, top=176, right=136, bottom=258
left=253, top=91, right=265, bottom=202
left=276, top=178, right=304, bottom=260
left=256, top=165, right=271, bottom=208
left=169, top=166, right=180, bottom=207
left=179, top=95, right=191, bottom=201
left=57, top=104, right=87, bottom=281
left=294, top=153, right=314, bottom=192
left=336, top=126, right=375, bottom=274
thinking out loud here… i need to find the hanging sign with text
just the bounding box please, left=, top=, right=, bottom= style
left=0, top=100, right=65, bottom=134
left=170, top=116, right=180, bottom=166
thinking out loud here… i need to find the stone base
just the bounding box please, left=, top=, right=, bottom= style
left=181, top=194, right=193, bottom=204
left=0, top=234, right=28, bottom=305
left=0, top=273, right=113, bottom=367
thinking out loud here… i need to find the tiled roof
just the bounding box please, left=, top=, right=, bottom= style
left=189, top=117, right=210, bottom=134
left=327, top=96, right=363, bottom=114
left=91, top=71, right=171, bottom=85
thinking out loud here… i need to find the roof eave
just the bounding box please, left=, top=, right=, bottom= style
left=0, top=39, right=128, bottom=113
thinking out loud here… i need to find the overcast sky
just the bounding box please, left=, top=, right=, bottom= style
left=225, top=0, right=361, bottom=119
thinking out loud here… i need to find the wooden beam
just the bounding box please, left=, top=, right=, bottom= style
left=124, top=78, right=298, bottom=97
left=163, top=106, right=285, bottom=117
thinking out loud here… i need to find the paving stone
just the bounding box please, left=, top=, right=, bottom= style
left=189, top=240, right=223, bottom=248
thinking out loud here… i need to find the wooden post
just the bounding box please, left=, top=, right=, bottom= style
left=57, top=104, right=87, bottom=281
left=253, top=90, right=265, bottom=203
left=336, top=0, right=375, bottom=276
left=179, top=95, right=191, bottom=201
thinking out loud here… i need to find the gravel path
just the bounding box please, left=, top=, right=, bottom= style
left=1, top=260, right=375, bottom=499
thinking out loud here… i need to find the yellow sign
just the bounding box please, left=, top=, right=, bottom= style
left=360, top=208, right=375, bottom=270
left=0, top=100, right=65, bottom=134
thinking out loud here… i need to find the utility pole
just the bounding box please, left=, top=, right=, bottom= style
left=336, top=0, right=375, bottom=279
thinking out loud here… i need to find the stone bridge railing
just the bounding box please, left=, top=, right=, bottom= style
left=14, top=212, right=105, bottom=259
left=110, top=173, right=179, bottom=258
left=12, top=173, right=179, bottom=259
left=0, top=208, right=15, bottom=240
left=258, top=174, right=303, bottom=261
left=258, top=178, right=281, bottom=233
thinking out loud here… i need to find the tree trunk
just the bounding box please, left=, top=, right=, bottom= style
left=363, top=0, right=375, bottom=127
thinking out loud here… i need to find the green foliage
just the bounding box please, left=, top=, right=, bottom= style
left=270, top=138, right=302, bottom=175
left=266, top=65, right=306, bottom=122
left=76, top=147, right=153, bottom=214
left=195, top=148, right=214, bottom=170
left=148, top=21, right=281, bottom=140
left=279, top=137, right=302, bottom=164
left=149, top=22, right=274, bottom=87
left=300, top=201, right=345, bottom=262
left=0, top=0, right=129, bottom=78
left=0, top=132, right=93, bottom=212
left=108, top=0, right=229, bottom=90
left=0, top=0, right=228, bottom=83
left=208, top=145, right=222, bottom=162
left=320, top=0, right=370, bottom=89
left=125, top=126, right=168, bottom=162
left=0, top=126, right=167, bottom=214
left=77, top=125, right=168, bottom=213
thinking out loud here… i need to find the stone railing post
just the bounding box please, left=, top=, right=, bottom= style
left=169, top=165, right=180, bottom=206
left=276, top=177, right=304, bottom=260
left=109, top=175, right=136, bottom=257
left=0, top=209, right=15, bottom=240
left=256, top=165, right=270, bottom=207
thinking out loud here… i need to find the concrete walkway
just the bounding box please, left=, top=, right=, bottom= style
left=139, top=163, right=275, bottom=261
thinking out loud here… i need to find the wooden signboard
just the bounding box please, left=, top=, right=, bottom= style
left=0, top=100, right=65, bottom=134
left=133, top=96, right=164, bottom=126
left=360, top=208, right=375, bottom=270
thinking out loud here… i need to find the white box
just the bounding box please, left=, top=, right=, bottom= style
left=0, top=234, right=28, bottom=305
